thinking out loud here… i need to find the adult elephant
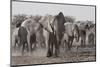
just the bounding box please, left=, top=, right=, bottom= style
left=38, top=15, right=55, bottom=48
left=78, top=22, right=88, bottom=47
left=88, top=24, right=95, bottom=46
left=61, top=22, right=80, bottom=50
left=18, top=26, right=28, bottom=54
left=20, top=17, right=53, bottom=54
left=47, top=12, right=66, bottom=57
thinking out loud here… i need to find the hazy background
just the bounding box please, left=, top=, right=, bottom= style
left=12, top=1, right=95, bottom=22
left=12, top=2, right=95, bottom=22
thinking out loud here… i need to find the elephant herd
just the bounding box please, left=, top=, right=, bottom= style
left=12, top=12, right=95, bottom=57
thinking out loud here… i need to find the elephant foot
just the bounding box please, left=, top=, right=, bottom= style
left=22, top=51, right=24, bottom=56
left=27, top=48, right=29, bottom=52
left=47, top=55, right=52, bottom=57
left=47, top=53, right=52, bottom=57
left=47, top=52, right=52, bottom=57
left=54, top=52, right=59, bottom=57
left=67, top=45, right=71, bottom=50
left=68, top=47, right=71, bottom=50
left=53, top=54, right=59, bottom=58
left=81, top=45, right=85, bottom=48
left=30, top=49, right=33, bottom=53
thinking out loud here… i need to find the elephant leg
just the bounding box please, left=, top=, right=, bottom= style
left=33, top=42, right=36, bottom=51
left=42, top=41, right=46, bottom=48
left=64, top=40, right=68, bottom=51
left=81, top=37, right=84, bottom=47
left=68, top=37, right=71, bottom=50
left=26, top=42, right=29, bottom=52
left=47, top=42, right=52, bottom=57
left=27, top=32, right=31, bottom=55
left=14, top=38, right=19, bottom=50
left=17, top=37, right=21, bottom=50
left=68, top=41, right=70, bottom=50
left=15, top=37, right=19, bottom=49
left=91, top=36, right=94, bottom=46
left=51, top=42, right=53, bottom=56
left=63, top=40, right=66, bottom=51
left=47, top=37, right=52, bottom=57
left=14, top=39, right=17, bottom=50
left=30, top=35, right=34, bottom=52
left=22, top=43, right=25, bottom=55
left=91, top=34, right=94, bottom=45
left=61, top=38, right=64, bottom=48
left=55, top=45, right=59, bottom=57
left=69, top=41, right=71, bottom=50
left=83, top=37, right=86, bottom=47
left=30, top=42, right=33, bottom=52
left=45, top=38, right=48, bottom=49
left=16, top=36, right=20, bottom=49
left=81, top=35, right=86, bottom=47
left=70, top=37, right=73, bottom=49
left=34, top=42, right=37, bottom=49
left=81, top=39, right=83, bottom=47
left=54, top=40, right=59, bottom=57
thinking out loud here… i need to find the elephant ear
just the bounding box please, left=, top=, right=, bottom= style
left=34, top=15, right=42, bottom=22
left=21, top=19, right=32, bottom=27
left=39, top=15, right=53, bottom=33
left=39, top=16, right=47, bottom=26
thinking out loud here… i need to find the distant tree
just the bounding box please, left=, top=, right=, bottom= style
left=86, top=20, right=95, bottom=28
left=33, top=15, right=42, bottom=22
left=65, top=16, right=75, bottom=23
left=29, top=15, right=42, bottom=22
left=12, top=14, right=27, bottom=27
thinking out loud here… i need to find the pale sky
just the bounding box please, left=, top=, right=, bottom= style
left=12, top=1, right=95, bottom=22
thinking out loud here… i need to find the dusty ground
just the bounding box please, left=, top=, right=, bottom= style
left=11, top=45, right=96, bottom=66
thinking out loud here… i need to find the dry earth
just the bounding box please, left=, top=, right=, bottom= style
left=11, top=45, right=96, bottom=66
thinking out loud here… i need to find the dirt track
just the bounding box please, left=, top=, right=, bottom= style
left=11, top=45, right=96, bottom=66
